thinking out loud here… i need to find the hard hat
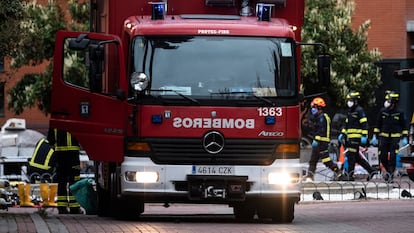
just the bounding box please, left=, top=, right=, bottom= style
left=311, top=97, right=326, bottom=108
left=385, top=91, right=399, bottom=103
left=346, top=91, right=360, bottom=100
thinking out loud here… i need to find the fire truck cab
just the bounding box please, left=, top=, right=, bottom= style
left=50, top=0, right=329, bottom=222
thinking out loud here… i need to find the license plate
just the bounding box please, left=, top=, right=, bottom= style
left=192, top=165, right=235, bottom=175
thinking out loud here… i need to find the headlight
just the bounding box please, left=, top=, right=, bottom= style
left=130, top=72, right=149, bottom=92
left=125, top=171, right=159, bottom=183
left=136, top=171, right=158, bottom=183
left=268, top=172, right=296, bottom=185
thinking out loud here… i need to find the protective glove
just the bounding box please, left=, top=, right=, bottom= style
left=370, top=135, right=378, bottom=146
left=401, top=137, right=408, bottom=146
left=361, top=136, right=368, bottom=145
left=312, top=140, right=318, bottom=148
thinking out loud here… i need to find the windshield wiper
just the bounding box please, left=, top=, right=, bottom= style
left=150, top=89, right=200, bottom=104
left=211, top=91, right=275, bottom=106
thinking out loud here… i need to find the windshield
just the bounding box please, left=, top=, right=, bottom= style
left=132, top=36, right=296, bottom=98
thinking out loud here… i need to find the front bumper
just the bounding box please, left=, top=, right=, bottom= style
left=120, top=157, right=302, bottom=203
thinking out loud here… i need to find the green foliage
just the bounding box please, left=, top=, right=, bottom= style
left=6, top=0, right=90, bottom=115
left=68, top=0, right=90, bottom=31
left=0, top=0, right=24, bottom=58
left=301, top=0, right=382, bottom=109
left=8, top=64, right=52, bottom=115
left=10, top=1, right=66, bottom=68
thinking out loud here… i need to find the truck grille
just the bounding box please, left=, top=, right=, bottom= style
left=148, top=138, right=278, bottom=165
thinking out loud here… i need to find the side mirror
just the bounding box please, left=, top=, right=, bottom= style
left=317, top=54, right=330, bottom=89
left=69, top=34, right=90, bottom=50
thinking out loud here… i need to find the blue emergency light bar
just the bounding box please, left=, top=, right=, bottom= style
left=256, top=3, right=274, bottom=22
left=149, top=2, right=167, bottom=20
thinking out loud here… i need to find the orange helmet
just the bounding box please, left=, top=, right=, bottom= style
left=311, top=97, right=326, bottom=108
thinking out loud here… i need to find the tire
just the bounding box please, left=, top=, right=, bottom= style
left=233, top=201, right=256, bottom=221
left=95, top=162, right=144, bottom=220
left=256, top=198, right=295, bottom=223
left=95, top=162, right=112, bottom=217
left=271, top=198, right=295, bottom=223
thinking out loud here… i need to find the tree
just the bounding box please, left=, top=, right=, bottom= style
left=301, top=0, right=382, bottom=110
left=7, top=0, right=89, bottom=115
left=0, top=0, right=24, bottom=58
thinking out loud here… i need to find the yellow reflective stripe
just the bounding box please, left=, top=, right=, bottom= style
left=361, top=130, right=368, bottom=135
left=347, top=128, right=363, bottom=133
left=32, top=139, right=45, bottom=156
left=379, top=132, right=402, bottom=138
left=373, top=128, right=380, bottom=133
left=67, top=133, right=72, bottom=146
left=348, top=148, right=357, bottom=152
left=315, top=135, right=330, bottom=142
left=359, top=117, right=367, bottom=123
left=69, top=202, right=80, bottom=208
left=402, top=130, right=408, bottom=135
left=57, top=196, right=67, bottom=201
left=321, top=157, right=331, bottom=163
left=29, top=139, right=54, bottom=170
left=348, top=134, right=362, bottom=139
left=55, top=146, right=80, bottom=151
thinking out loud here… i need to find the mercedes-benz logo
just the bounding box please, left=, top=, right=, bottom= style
left=203, top=131, right=225, bottom=154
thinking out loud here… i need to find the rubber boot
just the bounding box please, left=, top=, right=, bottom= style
left=48, top=184, right=58, bottom=207
left=39, top=183, right=50, bottom=206
left=18, top=183, right=34, bottom=207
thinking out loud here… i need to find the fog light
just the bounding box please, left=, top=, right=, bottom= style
left=125, top=171, right=137, bottom=181
left=136, top=171, right=158, bottom=183
left=268, top=172, right=291, bottom=185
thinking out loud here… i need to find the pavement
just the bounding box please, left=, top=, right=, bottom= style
left=1, top=161, right=413, bottom=232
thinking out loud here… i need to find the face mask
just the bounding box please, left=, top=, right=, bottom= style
left=384, top=101, right=391, bottom=108
left=311, top=107, right=318, bottom=115
left=347, top=100, right=354, bottom=108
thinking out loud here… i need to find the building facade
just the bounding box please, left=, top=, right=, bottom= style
left=352, top=0, right=414, bottom=125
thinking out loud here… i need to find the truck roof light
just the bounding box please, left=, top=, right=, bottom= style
left=149, top=2, right=167, bottom=20
left=256, top=3, right=274, bottom=22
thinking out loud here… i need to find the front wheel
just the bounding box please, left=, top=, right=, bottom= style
left=95, top=162, right=144, bottom=220
left=233, top=201, right=256, bottom=221
left=257, top=198, right=296, bottom=223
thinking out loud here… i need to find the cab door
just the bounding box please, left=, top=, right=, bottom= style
left=50, top=31, right=128, bottom=162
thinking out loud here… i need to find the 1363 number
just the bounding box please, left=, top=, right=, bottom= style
left=257, top=107, right=282, bottom=117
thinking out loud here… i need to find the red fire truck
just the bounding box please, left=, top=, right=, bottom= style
left=50, top=0, right=329, bottom=222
